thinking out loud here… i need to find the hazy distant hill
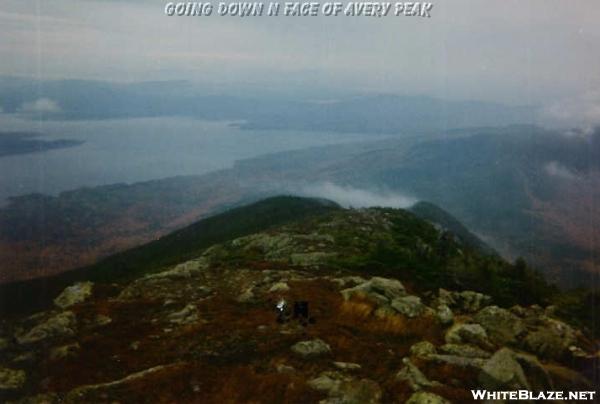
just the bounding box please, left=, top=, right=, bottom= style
left=0, top=77, right=533, bottom=133
left=239, top=94, right=534, bottom=134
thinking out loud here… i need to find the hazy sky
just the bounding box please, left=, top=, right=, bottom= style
left=0, top=0, right=599, bottom=116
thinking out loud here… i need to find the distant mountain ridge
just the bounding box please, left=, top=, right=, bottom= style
left=0, top=77, right=533, bottom=133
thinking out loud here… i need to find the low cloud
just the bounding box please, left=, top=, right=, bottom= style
left=18, top=98, right=62, bottom=114
left=298, top=182, right=417, bottom=208
left=540, top=90, right=600, bottom=129
left=544, top=161, right=578, bottom=181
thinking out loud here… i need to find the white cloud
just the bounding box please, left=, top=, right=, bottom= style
left=298, top=182, right=417, bottom=208
left=18, top=98, right=61, bottom=114
left=544, top=161, right=578, bottom=181
left=539, top=90, right=600, bottom=129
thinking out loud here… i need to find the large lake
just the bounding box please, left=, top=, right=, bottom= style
left=0, top=115, right=381, bottom=204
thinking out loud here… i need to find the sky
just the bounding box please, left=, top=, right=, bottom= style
left=0, top=0, right=599, bottom=124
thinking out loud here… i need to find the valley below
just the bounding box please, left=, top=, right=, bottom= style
left=0, top=125, right=598, bottom=289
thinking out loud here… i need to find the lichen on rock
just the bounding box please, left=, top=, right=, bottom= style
left=291, top=338, right=331, bottom=356
left=16, top=311, right=77, bottom=345
left=0, top=366, right=26, bottom=390
left=53, top=282, right=94, bottom=309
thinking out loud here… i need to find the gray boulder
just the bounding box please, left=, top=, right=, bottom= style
left=514, top=352, right=554, bottom=391
left=308, top=371, right=351, bottom=392
left=291, top=338, right=331, bottom=356
left=49, top=343, right=81, bottom=361
left=236, top=286, right=255, bottom=303
left=396, top=358, right=438, bottom=391
left=474, top=306, right=526, bottom=345
left=168, top=304, right=200, bottom=325
left=437, top=289, right=491, bottom=313
left=53, top=282, right=93, bottom=309
left=479, top=348, right=530, bottom=390
left=327, top=378, right=381, bottom=404
left=117, top=259, right=210, bottom=301
left=439, top=343, right=491, bottom=359
left=239, top=233, right=295, bottom=259
left=330, top=276, right=367, bottom=289
left=12, top=352, right=36, bottom=364
left=391, top=296, right=426, bottom=318
left=429, top=354, right=486, bottom=370
left=93, top=314, right=112, bottom=327
left=308, top=371, right=381, bottom=404
left=445, top=323, right=491, bottom=349
left=511, top=304, right=545, bottom=322
left=0, top=366, right=26, bottom=390
left=436, top=304, right=453, bottom=326
left=16, top=311, right=77, bottom=344
left=406, top=391, right=451, bottom=404
left=268, top=282, right=290, bottom=292
left=373, top=305, right=398, bottom=319
left=523, top=318, right=577, bottom=360
left=275, top=364, right=295, bottom=374
left=341, top=277, right=406, bottom=306
left=145, top=258, right=208, bottom=280
left=333, top=361, right=362, bottom=371
left=410, top=341, right=437, bottom=358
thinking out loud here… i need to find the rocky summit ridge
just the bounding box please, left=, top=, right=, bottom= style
left=0, top=198, right=598, bottom=403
